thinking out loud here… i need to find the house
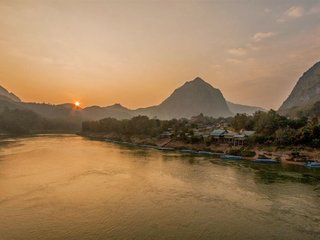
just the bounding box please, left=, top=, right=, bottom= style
left=159, top=131, right=173, bottom=139
left=233, top=131, right=255, bottom=146
left=193, top=128, right=202, bottom=137
left=210, top=129, right=227, bottom=142
left=233, top=134, right=246, bottom=146
left=223, top=132, right=236, bottom=143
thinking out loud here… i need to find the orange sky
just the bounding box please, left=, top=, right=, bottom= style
left=1, top=0, right=320, bottom=109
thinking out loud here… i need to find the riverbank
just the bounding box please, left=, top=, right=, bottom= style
left=79, top=132, right=320, bottom=166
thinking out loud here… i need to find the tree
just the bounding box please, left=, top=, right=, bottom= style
left=275, top=127, right=296, bottom=145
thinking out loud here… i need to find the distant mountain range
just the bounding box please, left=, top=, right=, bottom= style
left=279, top=61, right=320, bottom=117
left=0, top=77, right=264, bottom=121
left=4, top=59, right=320, bottom=122
left=226, top=101, right=263, bottom=116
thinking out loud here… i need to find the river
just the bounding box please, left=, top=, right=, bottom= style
left=0, top=135, right=319, bottom=240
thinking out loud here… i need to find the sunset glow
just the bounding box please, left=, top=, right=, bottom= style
left=0, top=1, right=319, bottom=109
left=0, top=1, right=320, bottom=239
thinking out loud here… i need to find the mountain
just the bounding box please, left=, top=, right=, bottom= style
left=0, top=86, right=21, bottom=102
left=227, top=101, right=265, bottom=115
left=0, top=87, right=82, bottom=133
left=279, top=61, right=320, bottom=116
left=0, top=95, right=23, bottom=112
left=82, top=104, right=133, bottom=120
left=21, top=102, right=82, bottom=120
left=134, top=77, right=232, bottom=119
left=0, top=86, right=24, bottom=113
left=0, top=78, right=264, bottom=123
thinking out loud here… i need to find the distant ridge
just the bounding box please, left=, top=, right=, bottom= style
left=0, top=79, right=265, bottom=121
left=83, top=104, right=132, bottom=120
left=227, top=101, right=265, bottom=115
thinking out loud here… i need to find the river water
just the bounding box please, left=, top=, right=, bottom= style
left=0, top=135, right=319, bottom=240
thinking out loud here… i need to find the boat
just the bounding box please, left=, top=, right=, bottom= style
left=140, top=144, right=156, bottom=148
left=180, top=149, right=198, bottom=154
left=304, top=162, right=320, bottom=169
left=157, top=147, right=175, bottom=151
left=198, top=151, right=215, bottom=155
left=254, top=158, right=278, bottom=163
left=253, top=154, right=279, bottom=163
left=221, top=155, right=242, bottom=160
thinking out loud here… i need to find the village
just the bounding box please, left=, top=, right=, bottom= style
left=160, top=126, right=255, bottom=147
left=82, top=113, right=320, bottom=167
left=159, top=114, right=255, bottom=147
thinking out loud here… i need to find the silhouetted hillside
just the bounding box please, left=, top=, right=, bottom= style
left=0, top=81, right=264, bottom=127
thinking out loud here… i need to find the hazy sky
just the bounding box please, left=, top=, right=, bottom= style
left=0, top=0, right=319, bottom=109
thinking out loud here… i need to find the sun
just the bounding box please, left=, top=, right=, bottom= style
left=75, top=101, right=80, bottom=107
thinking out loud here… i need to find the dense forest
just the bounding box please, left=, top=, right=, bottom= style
left=0, top=108, right=81, bottom=134
left=82, top=110, right=320, bottom=148
left=231, top=110, right=320, bottom=147
left=2, top=105, right=320, bottom=148
left=82, top=115, right=181, bottom=137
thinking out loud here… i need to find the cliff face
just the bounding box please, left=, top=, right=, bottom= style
left=279, top=61, right=320, bottom=113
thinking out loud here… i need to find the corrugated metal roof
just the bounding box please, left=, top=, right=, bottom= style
left=210, top=129, right=226, bottom=136
left=234, top=134, right=246, bottom=138
left=223, top=132, right=236, bottom=137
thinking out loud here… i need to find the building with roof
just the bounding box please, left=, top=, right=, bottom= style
left=240, top=130, right=255, bottom=137
left=210, top=129, right=227, bottom=142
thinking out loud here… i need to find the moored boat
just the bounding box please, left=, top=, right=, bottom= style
left=221, top=155, right=242, bottom=160
left=304, top=161, right=320, bottom=168
left=181, top=149, right=198, bottom=154
left=198, top=151, right=215, bottom=155
left=157, top=147, right=175, bottom=151
left=254, top=158, right=278, bottom=163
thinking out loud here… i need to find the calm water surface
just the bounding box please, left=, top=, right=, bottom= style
left=0, top=135, right=319, bottom=240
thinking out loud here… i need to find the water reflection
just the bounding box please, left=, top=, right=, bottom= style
left=0, top=135, right=319, bottom=240
left=107, top=141, right=320, bottom=188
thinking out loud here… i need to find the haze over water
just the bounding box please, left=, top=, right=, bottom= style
left=0, top=135, right=319, bottom=240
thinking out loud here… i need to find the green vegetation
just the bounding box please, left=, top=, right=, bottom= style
left=83, top=110, right=320, bottom=148
left=82, top=115, right=187, bottom=137
left=0, top=108, right=80, bottom=134
left=231, top=110, right=320, bottom=147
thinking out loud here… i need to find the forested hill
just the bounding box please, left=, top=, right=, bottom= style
left=0, top=108, right=81, bottom=134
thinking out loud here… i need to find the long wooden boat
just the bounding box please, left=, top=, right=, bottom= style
left=254, top=158, right=278, bottom=163
left=304, top=162, right=320, bottom=168
left=221, top=155, right=242, bottom=160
